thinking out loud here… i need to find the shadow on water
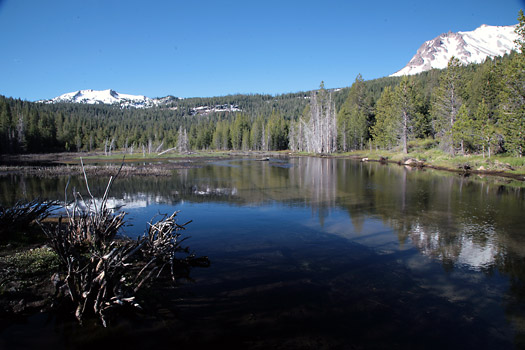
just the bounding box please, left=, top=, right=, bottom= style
left=1, top=157, right=525, bottom=349
left=0, top=238, right=513, bottom=349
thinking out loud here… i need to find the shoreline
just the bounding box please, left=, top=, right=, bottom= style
left=348, top=154, right=525, bottom=182
left=1, top=151, right=524, bottom=182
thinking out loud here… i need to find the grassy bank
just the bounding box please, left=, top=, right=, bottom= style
left=336, top=139, right=525, bottom=181
left=2, top=147, right=524, bottom=181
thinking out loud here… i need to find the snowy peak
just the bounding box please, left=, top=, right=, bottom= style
left=41, top=89, right=162, bottom=108
left=392, top=24, right=518, bottom=77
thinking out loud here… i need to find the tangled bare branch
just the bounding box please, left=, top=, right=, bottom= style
left=37, top=160, right=209, bottom=326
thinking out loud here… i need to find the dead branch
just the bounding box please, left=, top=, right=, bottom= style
left=37, top=162, right=209, bottom=327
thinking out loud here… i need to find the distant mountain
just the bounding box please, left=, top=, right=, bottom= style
left=391, top=24, right=518, bottom=76
left=39, top=89, right=245, bottom=113
left=39, top=89, right=178, bottom=108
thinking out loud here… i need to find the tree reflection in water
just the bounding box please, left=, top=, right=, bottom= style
left=1, top=157, right=524, bottom=348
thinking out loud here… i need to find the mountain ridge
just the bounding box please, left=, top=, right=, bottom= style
left=391, top=24, right=518, bottom=76
left=39, top=89, right=178, bottom=108
left=40, top=23, right=519, bottom=105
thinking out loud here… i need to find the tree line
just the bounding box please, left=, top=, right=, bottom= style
left=1, top=11, right=524, bottom=157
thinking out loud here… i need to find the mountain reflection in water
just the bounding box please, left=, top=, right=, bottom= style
left=1, top=157, right=524, bottom=349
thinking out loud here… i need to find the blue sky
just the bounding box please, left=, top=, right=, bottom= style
left=1, top=0, right=523, bottom=101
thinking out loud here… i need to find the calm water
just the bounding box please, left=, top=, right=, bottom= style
left=1, top=157, right=525, bottom=349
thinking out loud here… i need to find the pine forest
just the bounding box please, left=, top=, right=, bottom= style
left=1, top=12, right=524, bottom=159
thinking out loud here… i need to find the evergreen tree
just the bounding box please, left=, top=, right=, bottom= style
left=432, top=57, right=464, bottom=155
left=476, top=99, right=499, bottom=158
left=370, top=86, right=397, bottom=149
left=499, top=10, right=525, bottom=157
left=230, top=114, right=250, bottom=150
left=394, top=77, right=421, bottom=154
left=267, top=110, right=289, bottom=150
left=338, top=75, right=370, bottom=151
left=250, top=115, right=264, bottom=151
left=451, top=105, right=474, bottom=155
left=212, top=120, right=231, bottom=150
left=0, top=98, right=14, bottom=152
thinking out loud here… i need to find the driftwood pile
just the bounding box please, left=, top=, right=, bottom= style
left=38, top=160, right=209, bottom=326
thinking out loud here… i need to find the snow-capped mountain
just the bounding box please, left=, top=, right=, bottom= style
left=391, top=24, right=518, bottom=77
left=40, top=89, right=243, bottom=113
left=40, top=89, right=174, bottom=108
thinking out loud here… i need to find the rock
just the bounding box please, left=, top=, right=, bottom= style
left=478, top=166, right=486, bottom=171
left=403, top=158, right=424, bottom=167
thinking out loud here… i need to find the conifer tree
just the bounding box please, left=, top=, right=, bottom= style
left=476, top=99, right=498, bottom=158
left=499, top=10, right=525, bottom=157
left=267, top=111, right=288, bottom=150
left=394, top=77, right=421, bottom=154
left=0, top=98, right=14, bottom=152
left=432, top=57, right=464, bottom=155
left=250, top=116, right=265, bottom=151
left=451, top=105, right=474, bottom=155
left=370, top=86, right=397, bottom=149
left=338, top=75, right=370, bottom=151
left=230, top=114, right=250, bottom=150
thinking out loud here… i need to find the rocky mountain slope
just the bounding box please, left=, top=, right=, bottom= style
left=392, top=24, right=517, bottom=76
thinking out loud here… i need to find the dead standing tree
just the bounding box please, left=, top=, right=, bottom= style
left=289, top=82, right=337, bottom=153
left=38, top=160, right=209, bottom=326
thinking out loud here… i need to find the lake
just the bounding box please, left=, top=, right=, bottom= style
left=1, top=157, right=524, bottom=349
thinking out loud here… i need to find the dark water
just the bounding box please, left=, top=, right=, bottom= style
left=1, top=157, right=525, bottom=349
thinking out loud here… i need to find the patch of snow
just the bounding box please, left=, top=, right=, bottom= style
left=39, top=89, right=180, bottom=109
left=392, top=24, right=517, bottom=77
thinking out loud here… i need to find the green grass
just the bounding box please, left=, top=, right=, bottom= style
left=0, top=246, right=60, bottom=291
left=337, top=139, right=525, bottom=176
left=0, top=247, right=60, bottom=273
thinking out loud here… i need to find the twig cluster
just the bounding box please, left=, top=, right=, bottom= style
left=37, top=159, right=209, bottom=326
left=0, top=199, right=57, bottom=239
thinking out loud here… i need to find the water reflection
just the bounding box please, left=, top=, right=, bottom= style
left=1, top=158, right=524, bottom=273
left=2, top=157, right=525, bottom=346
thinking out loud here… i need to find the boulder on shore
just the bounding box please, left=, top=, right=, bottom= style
left=402, top=158, right=424, bottom=167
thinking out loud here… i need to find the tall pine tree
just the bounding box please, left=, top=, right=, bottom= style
left=432, top=57, right=464, bottom=155
left=499, top=10, right=525, bottom=157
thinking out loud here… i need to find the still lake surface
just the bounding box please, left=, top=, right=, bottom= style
left=1, top=157, right=525, bottom=349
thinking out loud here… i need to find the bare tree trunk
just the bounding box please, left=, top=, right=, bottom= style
left=155, top=140, right=164, bottom=153
left=109, top=138, right=115, bottom=156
